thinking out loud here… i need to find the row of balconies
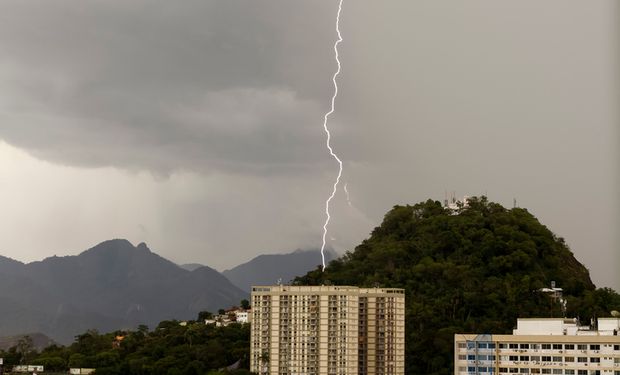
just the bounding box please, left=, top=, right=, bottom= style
left=496, top=349, right=605, bottom=354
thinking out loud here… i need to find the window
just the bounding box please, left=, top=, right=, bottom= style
left=542, top=356, right=551, bottom=362
left=542, top=344, right=551, bottom=350
left=520, top=344, right=530, bottom=349
left=552, top=371, right=562, bottom=375
left=541, top=370, right=551, bottom=375
left=478, top=343, right=488, bottom=349
left=553, top=344, right=562, bottom=350
left=510, top=356, right=518, bottom=361
left=519, top=356, right=529, bottom=361
left=489, top=343, right=496, bottom=349
left=565, top=356, right=574, bottom=362
left=590, top=345, right=600, bottom=351
left=590, top=357, right=600, bottom=363
left=565, top=371, right=574, bottom=375
left=530, top=356, right=540, bottom=361
left=578, top=357, right=588, bottom=363
left=458, top=355, right=466, bottom=360
left=565, top=344, right=575, bottom=350
left=578, top=344, right=587, bottom=351
left=510, top=343, right=519, bottom=349
left=614, top=345, right=620, bottom=351
left=458, top=343, right=467, bottom=349
left=552, top=356, right=562, bottom=362
left=519, top=369, right=529, bottom=374
left=500, top=343, right=508, bottom=349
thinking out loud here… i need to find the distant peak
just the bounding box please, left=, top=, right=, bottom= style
left=80, top=239, right=135, bottom=256
left=136, top=242, right=150, bottom=251
left=97, top=239, right=133, bottom=247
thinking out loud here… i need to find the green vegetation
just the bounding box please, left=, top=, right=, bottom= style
left=0, top=315, right=253, bottom=375
left=295, top=197, right=620, bottom=374
left=1, top=198, right=617, bottom=374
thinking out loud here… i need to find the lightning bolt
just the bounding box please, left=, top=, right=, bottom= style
left=320, top=0, right=344, bottom=271
left=344, top=182, right=352, bottom=207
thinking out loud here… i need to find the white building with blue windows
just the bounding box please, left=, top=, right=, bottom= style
left=455, top=318, right=620, bottom=375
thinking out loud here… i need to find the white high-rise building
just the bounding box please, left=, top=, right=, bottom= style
left=250, top=285, right=405, bottom=375
left=454, top=318, right=620, bottom=375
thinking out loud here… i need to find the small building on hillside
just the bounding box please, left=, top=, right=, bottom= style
left=205, top=307, right=252, bottom=326
left=234, top=310, right=250, bottom=324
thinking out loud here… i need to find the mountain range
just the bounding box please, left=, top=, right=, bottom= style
left=0, top=240, right=247, bottom=343
left=0, top=240, right=333, bottom=344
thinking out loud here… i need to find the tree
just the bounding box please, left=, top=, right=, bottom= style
left=240, top=299, right=250, bottom=310
left=16, top=335, right=35, bottom=364
left=68, top=353, right=88, bottom=368
left=197, top=311, right=214, bottom=321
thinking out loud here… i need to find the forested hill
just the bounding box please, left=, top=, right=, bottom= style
left=295, top=197, right=620, bottom=375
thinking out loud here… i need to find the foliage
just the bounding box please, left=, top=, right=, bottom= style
left=0, top=322, right=253, bottom=375
left=295, top=197, right=620, bottom=374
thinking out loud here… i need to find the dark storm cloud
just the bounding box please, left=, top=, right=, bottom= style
left=0, top=0, right=338, bottom=174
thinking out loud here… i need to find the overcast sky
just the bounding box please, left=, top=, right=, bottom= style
left=0, top=1, right=617, bottom=290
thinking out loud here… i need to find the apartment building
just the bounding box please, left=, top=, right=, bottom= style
left=455, top=318, right=620, bottom=375
left=250, top=285, right=405, bottom=375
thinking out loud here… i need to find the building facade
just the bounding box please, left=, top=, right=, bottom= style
left=455, top=318, right=620, bottom=375
left=250, top=285, right=405, bottom=375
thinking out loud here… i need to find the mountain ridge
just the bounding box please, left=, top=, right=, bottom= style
left=0, top=239, right=247, bottom=344
left=222, top=248, right=337, bottom=292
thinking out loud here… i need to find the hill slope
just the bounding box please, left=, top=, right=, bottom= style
left=223, top=248, right=337, bottom=292
left=295, top=198, right=620, bottom=374
left=0, top=240, right=247, bottom=344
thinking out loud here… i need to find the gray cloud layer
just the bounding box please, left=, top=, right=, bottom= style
left=0, top=0, right=337, bottom=174
left=0, top=0, right=617, bottom=289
